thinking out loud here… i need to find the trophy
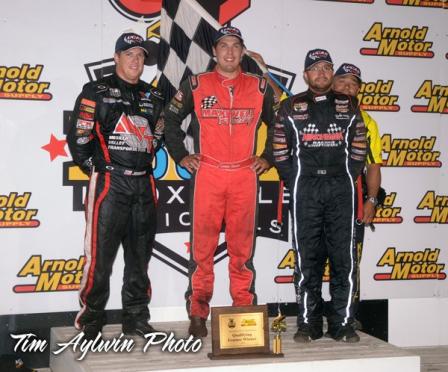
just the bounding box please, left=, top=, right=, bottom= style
left=271, top=313, right=286, bottom=355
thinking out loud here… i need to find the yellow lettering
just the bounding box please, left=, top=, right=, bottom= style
left=18, top=256, right=42, bottom=276
left=364, top=22, right=383, bottom=41
left=431, top=207, right=448, bottom=223
left=35, top=272, right=61, bottom=291
left=377, top=247, right=396, bottom=266
left=417, top=191, right=435, bottom=209
left=415, top=80, right=433, bottom=99
left=391, top=263, right=411, bottom=279
left=278, top=249, right=295, bottom=269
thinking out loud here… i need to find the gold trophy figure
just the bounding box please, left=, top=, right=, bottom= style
left=271, top=313, right=286, bottom=355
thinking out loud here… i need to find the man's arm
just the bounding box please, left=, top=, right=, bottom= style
left=251, top=81, right=277, bottom=175
left=66, top=86, right=97, bottom=175
left=272, top=100, right=293, bottom=184
left=363, top=164, right=381, bottom=223
left=246, top=50, right=283, bottom=101
left=149, top=86, right=165, bottom=152
left=163, top=78, right=198, bottom=172
left=361, top=110, right=383, bottom=224
left=348, top=105, right=367, bottom=179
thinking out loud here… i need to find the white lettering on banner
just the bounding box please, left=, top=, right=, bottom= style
left=259, top=187, right=273, bottom=204
left=270, top=220, right=282, bottom=234
left=166, top=186, right=185, bottom=204
left=179, top=211, right=190, bottom=226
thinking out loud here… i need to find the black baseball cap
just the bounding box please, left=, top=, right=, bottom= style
left=115, top=32, right=148, bottom=56
left=334, top=63, right=362, bottom=83
left=214, top=26, right=244, bottom=46
left=304, top=49, right=333, bottom=70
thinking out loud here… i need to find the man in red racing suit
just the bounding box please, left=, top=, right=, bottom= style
left=164, top=27, right=276, bottom=337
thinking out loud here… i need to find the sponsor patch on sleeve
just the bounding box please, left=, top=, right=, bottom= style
left=78, top=111, right=94, bottom=120
left=76, top=119, right=94, bottom=130
left=80, top=104, right=95, bottom=114
left=81, top=98, right=96, bottom=108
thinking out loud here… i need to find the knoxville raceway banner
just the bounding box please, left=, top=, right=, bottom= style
left=0, top=0, right=447, bottom=317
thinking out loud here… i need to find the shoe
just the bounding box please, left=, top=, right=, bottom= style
left=82, top=323, right=103, bottom=341
left=352, top=318, right=363, bottom=331
left=293, top=325, right=323, bottom=343
left=328, top=324, right=360, bottom=343
left=188, top=316, right=207, bottom=337
left=123, top=319, right=158, bottom=338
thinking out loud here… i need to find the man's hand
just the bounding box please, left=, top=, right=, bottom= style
left=246, top=50, right=268, bottom=73
left=180, top=154, right=201, bottom=173
left=362, top=201, right=376, bottom=225
left=251, top=156, right=270, bottom=175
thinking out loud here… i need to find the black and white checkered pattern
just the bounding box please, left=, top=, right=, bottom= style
left=157, top=0, right=263, bottom=106
left=157, top=0, right=220, bottom=107
left=201, top=95, right=218, bottom=109
left=156, top=0, right=263, bottom=153
left=302, top=123, right=319, bottom=134
left=328, top=123, right=342, bottom=133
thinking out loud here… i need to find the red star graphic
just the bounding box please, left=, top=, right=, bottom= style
left=185, top=242, right=191, bottom=254
left=41, top=134, right=68, bottom=161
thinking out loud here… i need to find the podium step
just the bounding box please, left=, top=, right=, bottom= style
left=49, top=318, right=419, bottom=372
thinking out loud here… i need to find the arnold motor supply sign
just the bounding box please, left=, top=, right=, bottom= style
left=0, top=0, right=447, bottom=317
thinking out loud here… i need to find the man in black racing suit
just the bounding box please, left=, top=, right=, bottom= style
left=67, top=32, right=164, bottom=340
left=273, top=49, right=367, bottom=343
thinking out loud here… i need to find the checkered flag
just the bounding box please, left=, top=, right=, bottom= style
left=157, top=0, right=262, bottom=153
left=201, top=95, right=218, bottom=109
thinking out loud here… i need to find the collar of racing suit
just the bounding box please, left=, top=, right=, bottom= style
left=306, top=88, right=335, bottom=104
left=213, top=68, right=243, bottom=88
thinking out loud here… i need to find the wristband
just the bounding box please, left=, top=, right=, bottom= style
left=366, top=196, right=378, bottom=206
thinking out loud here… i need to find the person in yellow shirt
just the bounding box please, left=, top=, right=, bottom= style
left=332, top=63, right=384, bottom=329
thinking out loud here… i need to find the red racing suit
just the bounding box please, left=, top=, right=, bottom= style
left=164, top=70, right=276, bottom=319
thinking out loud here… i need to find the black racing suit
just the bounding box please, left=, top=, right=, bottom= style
left=273, top=90, right=366, bottom=335
left=67, top=73, right=164, bottom=330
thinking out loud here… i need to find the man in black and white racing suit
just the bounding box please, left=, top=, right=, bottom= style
left=273, top=49, right=367, bottom=343
left=67, top=32, right=164, bottom=340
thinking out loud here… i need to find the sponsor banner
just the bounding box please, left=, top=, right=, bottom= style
left=360, top=23, right=434, bottom=58
left=0, top=193, right=40, bottom=228
left=386, top=0, right=448, bottom=8
left=358, top=80, right=400, bottom=111
left=319, top=0, right=374, bottom=3
left=0, top=64, right=52, bottom=100
left=414, top=191, right=448, bottom=224
left=1, top=0, right=448, bottom=318
left=375, top=247, right=446, bottom=281
left=14, top=256, right=85, bottom=293
left=381, top=134, right=442, bottom=167
left=374, top=192, right=403, bottom=224
left=274, top=249, right=331, bottom=284
left=411, top=81, right=448, bottom=114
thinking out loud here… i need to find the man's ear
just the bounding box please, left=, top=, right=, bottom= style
left=212, top=46, right=216, bottom=57
left=114, top=53, right=119, bottom=64
left=303, top=72, right=309, bottom=84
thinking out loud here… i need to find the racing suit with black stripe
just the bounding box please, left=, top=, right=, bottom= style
left=273, top=90, right=366, bottom=334
left=164, top=70, right=276, bottom=319
left=67, top=73, right=164, bottom=330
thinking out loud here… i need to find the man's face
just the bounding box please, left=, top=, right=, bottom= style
left=114, top=47, right=145, bottom=84
left=213, top=36, right=244, bottom=77
left=333, top=75, right=361, bottom=97
left=303, top=61, right=333, bottom=94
